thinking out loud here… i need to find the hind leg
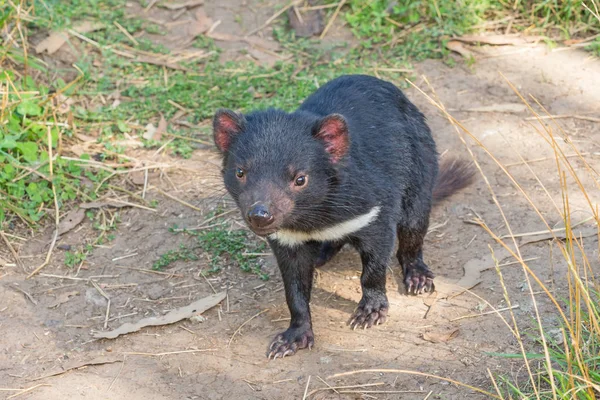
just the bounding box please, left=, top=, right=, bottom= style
left=397, top=224, right=435, bottom=295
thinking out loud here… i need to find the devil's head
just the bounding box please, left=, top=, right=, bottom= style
left=212, top=108, right=350, bottom=236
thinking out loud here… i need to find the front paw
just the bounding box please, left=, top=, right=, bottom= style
left=267, top=325, right=314, bottom=359
left=348, top=295, right=389, bottom=330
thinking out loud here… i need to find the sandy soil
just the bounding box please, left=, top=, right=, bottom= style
left=1, top=1, right=599, bottom=399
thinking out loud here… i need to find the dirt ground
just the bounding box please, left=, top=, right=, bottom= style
left=2, top=1, right=600, bottom=399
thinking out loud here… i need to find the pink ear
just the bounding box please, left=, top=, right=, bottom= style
left=213, top=109, right=245, bottom=153
left=314, top=114, right=349, bottom=163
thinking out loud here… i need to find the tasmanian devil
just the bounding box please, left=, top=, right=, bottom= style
left=212, top=74, right=474, bottom=359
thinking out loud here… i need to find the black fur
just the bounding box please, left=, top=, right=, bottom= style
left=213, top=75, right=474, bottom=359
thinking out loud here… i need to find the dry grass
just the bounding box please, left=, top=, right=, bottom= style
left=404, top=72, right=600, bottom=398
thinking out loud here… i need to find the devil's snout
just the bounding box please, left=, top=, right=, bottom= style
left=247, top=203, right=274, bottom=229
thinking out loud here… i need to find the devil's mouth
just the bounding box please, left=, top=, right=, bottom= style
left=247, top=225, right=278, bottom=237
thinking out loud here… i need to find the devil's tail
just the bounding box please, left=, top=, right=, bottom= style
left=432, top=157, right=476, bottom=204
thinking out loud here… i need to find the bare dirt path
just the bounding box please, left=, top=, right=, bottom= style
left=1, top=2, right=599, bottom=399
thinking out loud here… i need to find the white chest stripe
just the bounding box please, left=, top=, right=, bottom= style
left=269, top=206, right=381, bottom=247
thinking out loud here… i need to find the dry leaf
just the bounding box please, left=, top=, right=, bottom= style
left=155, top=115, right=167, bottom=141
left=143, top=123, right=157, bottom=140
left=463, top=104, right=528, bottom=113
left=446, top=40, right=474, bottom=58
left=35, top=21, right=104, bottom=54
left=48, top=291, right=79, bottom=309
left=189, top=8, right=213, bottom=36
left=422, top=328, right=459, bottom=343
left=160, top=0, right=204, bottom=10
left=58, top=208, right=86, bottom=235
left=455, top=248, right=510, bottom=290
left=454, top=34, right=544, bottom=46
left=93, top=292, right=226, bottom=339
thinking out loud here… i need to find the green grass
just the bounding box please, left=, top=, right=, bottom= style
left=0, top=68, right=112, bottom=225
left=64, top=250, right=87, bottom=268
left=169, top=216, right=270, bottom=280
left=152, top=244, right=199, bottom=271
left=195, top=227, right=269, bottom=280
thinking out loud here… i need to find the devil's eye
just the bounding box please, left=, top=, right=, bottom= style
left=294, top=175, right=307, bottom=186
left=236, top=168, right=245, bottom=178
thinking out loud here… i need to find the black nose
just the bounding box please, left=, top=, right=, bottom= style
left=247, top=204, right=274, bottom=228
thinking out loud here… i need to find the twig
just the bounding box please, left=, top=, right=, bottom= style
left=133, top=57, right=190, bottom=71
left=525, top=114, right=600, bottom=123
left=163, top=132, right=212, bottom=145
left=113, top=21, right=139, bottom=46
left=154, top=187, right=203, bottom=212
left=123, top=349, right=217, bottom=356
left=244, top=0, right=301, bottom=37
left=38, top=273, right=118, bottom=281
left=302, top=375, right=311, bottom=400
left=107, top=312, right=138, bottom=322
left=505, top=152, right=589, bottom=167
left=323, top=347, right=367, bottom=352
left=0, top=231, right=24, bottom=271
left=91, top=281, right=111, bottom=329
left=111, top=253, right=138, bottom=262
left=197, top=272, right=217, bottom=294
left=316, top=376, right=339, bottom=394
left=0, top=232, right=26, bottom=240
left=10, top=285, right=37, bottom=305
left=481, top=257, right=540, bottom=272
left=112, top=265, right=183, bottom=277
left=27, top=127, right=60, bottom=279
left=144, top=0, right=159, bottom=12
left=105, top=199, right=157, bottom=212
left=498, top=217, right=595, bottom=239
left=108, top=356, right=126, bottom=391
left=228, top=309, right=268, bottom=347
left=142, top=168, right=149, bottom=199
left=450, top=304, right=519, bottom=322
left=340, top=390, right=424, bottom=394
left=327, top=370, right=498, bottom=399
left=172, top=209, right=237, bottom=231
left=307, top=382, right=385, bottom=397
left=320, top=0, right=347, bottom=39
left=6, top=384, right=50, bottom=399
